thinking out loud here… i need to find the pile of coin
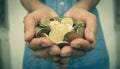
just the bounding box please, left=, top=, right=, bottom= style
left=35, top=17, right=86, bottom=45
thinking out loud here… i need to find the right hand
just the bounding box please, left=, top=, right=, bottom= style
left=23, top=5, right=61, bottom=64
left=60, top=7, right=97, bottom=69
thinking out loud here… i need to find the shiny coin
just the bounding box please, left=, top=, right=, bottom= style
left=76, top=25, right=85, bottom=38
left=61, top=18, right=73, bottom=26
left=49, top=21, right=60, bottom=30
left=55, top=24, right=69, bottom=35
left=35, top=27, right=50, bottom=37
left=39, top=18, right=50, bottom=27
left=49, top=30, right=64, bottom=44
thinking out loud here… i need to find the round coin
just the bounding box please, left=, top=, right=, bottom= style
left=49, top=21, right=60, bottom=30
left=49, top=30, right=64, bottom=44
left=61, top=18, right=73, bottom=26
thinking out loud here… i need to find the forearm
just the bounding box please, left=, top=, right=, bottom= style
left=20, top=0, right=45, bottom=12
left=77, top=0, right=100, bottom=10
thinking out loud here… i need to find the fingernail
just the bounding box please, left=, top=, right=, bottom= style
left=25, top=29, right=31, bottom=38
left=90, top=32, right=95, bottom=43
left=40, top=43, right=51, bottom=47
left=90, top=32, right=94, bottom=38
left=25, top=30, right=29, bottom=36
left=40, top=43, right=46, bottom=47
left=24, top=30, right=30, bottom=41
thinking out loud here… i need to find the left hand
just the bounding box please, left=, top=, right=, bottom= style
left=60, top=7, right=97, bottom=69
left=23, top=5, right=62, bottom=65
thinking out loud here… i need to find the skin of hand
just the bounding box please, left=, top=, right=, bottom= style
left=60, top=4, right=97, bottom=69
left=21, top=0, right=99, bottom=68
left=23, top=4, right=62, bottom=64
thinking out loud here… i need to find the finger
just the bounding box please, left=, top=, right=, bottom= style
left=71, top=49, right=86, bottom=58
left=85, top=14, right=97, bottom=43
left=33, top=47, right=53, bottom=61
left=28, top=37, right=53, bottom=51
left=60, top=46, right=72, bottom=57
left=62, top=63, right=67, bottom=69
left=33, top=48, right=50, bottom=58
left=71, top=38, right=95, bottom=51
left=52, top=56, right=61, bottom=62
left=49, top=45, right=60, bottom=56
left=49, top=45, right=61, bottom=62
left=61, top=57, right=71, bottom=69
left=24, top=15, right=36, bottom=42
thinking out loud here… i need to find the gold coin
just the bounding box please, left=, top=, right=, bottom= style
left=49, top=17, right=62, bottom=22
left=49, top=30, right=64, bottom=44
left=55, top=24, right=70, bottom=35
left=39, top=17, right=62, bottom=27
left=75, top=21, right=85, bottom=38
left=76, top=25, right=85, bottom=38
left=49, top=21, right=60, bottom=30
left=35, top=27, right=50, bottom=37
left=75, top=21, right=85, bottom=27
left=66, top=24, right=73, bottom=31
left=61, top=18, right=73, bottom=26
left=39, top=18, right=50, bottom=27
left=35, top=27, right=42, bottom=37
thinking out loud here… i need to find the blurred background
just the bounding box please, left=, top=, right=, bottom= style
left=0, top=0, right=120, bottom=69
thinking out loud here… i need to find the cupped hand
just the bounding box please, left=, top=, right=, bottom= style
left=60, top=8, right=97, bottom=69
left=23, top=4, right=62, bottom=63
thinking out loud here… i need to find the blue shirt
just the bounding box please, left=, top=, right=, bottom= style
left=23, top=0, right=109, bottom=69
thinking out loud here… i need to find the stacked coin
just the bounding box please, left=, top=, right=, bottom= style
left=35, top=17, right=86, bottom=45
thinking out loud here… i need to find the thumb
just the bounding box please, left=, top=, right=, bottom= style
left=60, top=46, right=72, bottom=57
left=24, top=15, right=36, bottom=42
left=85, top=15, right=97, bottom=43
